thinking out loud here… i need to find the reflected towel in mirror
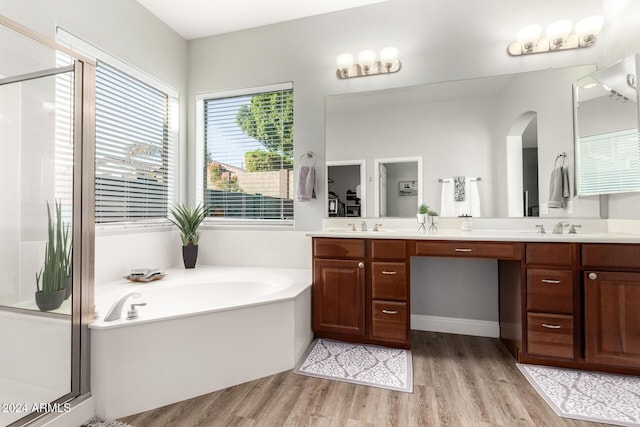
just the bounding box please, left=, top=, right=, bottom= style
left=440, top=177, right=481, bottom=217
left=548, top=166, right=570, bottom=208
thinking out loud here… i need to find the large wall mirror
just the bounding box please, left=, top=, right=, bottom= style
left=325, top=64, right=603, bottom=219
left=574, top=53, right=640, bottom=197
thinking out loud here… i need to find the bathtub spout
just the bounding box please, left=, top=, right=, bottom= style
left=105, top=290, right=143, bottom=322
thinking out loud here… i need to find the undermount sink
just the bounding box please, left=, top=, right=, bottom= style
left=324, top=228, right=396, bottom=233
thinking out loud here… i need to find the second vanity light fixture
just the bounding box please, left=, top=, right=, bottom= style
left=508, top=15, right=604, bottom=56
left=336, top=47, right=401, bottom=79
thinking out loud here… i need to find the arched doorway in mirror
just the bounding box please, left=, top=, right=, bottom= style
left=506, top=111, right=539, bottom=217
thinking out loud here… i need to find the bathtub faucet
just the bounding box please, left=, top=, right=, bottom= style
left=104, top=290, right=143, bottom=322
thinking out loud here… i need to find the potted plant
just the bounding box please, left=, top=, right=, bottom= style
left=427, top=208, right=439, bottom=232
left=417, top=203, right=429, bottom=224
left=62, top=221, right=72, bottom=300
left=169, top=202, right=209, bottom=269
left=35, top=201, right=66, bottom=311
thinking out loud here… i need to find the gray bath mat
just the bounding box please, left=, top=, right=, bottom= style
left=517, top=364, right=640, bottom=426
left=294, top=338, right=413, bottom=393
left=81, top=417, right=135, bottom=427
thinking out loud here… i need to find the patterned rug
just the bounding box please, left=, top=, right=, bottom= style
left=517, top=364, right=640, bottom=426
left=294, top=338, right=413, bottom=393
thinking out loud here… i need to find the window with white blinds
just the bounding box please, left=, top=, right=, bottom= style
left=197, top=83, right=294, bottom=223
left=95, top=62, right=176, bottom=224
left=576, top=128, right=640, bottom=196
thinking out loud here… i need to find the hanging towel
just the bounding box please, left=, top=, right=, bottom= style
left=454, top=176, right=465, bottom=201
left=296, top=165, right=316, bottom=202
left=548, top=166, right=570, bottom=208
left=440, top=177, right=481, bottom=217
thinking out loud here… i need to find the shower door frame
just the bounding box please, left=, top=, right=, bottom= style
left=0, top=15, right=96, bottom=427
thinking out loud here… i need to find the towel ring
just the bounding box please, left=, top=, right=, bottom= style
left=299, top=151, right=316, bottom=167
left=554, top=152, right=567, bottom=168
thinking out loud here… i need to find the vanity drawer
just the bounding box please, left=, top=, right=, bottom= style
left=527, top=313, right=575, bottom=359
left=582, top=244, right=640, bottom=269
left=371, top=239, right=406, bottom=260
left=526, top=243, right=574, bottom=267
left=371, top=301, right=408, bottom=343
left=527, top=269, right=573, bottom=314
left=313, top=238, right=365, bottom=259
left=414, top=241, right=521, bottom=259
left=371, top=262, right=407, bottom=300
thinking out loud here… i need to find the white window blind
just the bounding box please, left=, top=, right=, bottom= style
left=576, top=128, right=640, bottom=196
left=198, top=84, right=294, bottom=222
left=95, top=62, right=175, bottom=223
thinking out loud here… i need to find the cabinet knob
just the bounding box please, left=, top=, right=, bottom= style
left=588, top=272, right=598, bottom=280
left=358, top=262, right=365, bottom=269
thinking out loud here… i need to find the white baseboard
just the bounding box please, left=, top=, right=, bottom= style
left=411, top=314, right=500, bottom=338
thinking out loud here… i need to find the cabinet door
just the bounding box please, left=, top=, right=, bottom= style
left=313, top=259, right=365, bottom=336
left=585, top=271, right=640, bottom=368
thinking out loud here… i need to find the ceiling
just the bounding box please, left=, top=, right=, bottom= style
left=136, top=0, right=390, bottom=40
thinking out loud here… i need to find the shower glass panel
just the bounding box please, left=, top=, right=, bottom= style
left=0, top=22, right=76, bottom=427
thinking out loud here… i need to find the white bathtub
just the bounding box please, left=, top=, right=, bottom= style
left=90, top=266, right=312, bottom=420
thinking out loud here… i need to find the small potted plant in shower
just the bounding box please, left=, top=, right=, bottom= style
left=169, top=202, right=210, bottom=269
left=35, top=201, right=67, bottom=311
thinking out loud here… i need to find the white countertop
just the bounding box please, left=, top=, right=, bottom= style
left=307, top=228, right=640, bottom=243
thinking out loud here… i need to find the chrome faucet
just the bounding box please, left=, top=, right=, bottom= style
left=552, top=221, right=570, bottom=234
left=104, top=290, right=143, bottom=321
left=360, top=220, right=368, bottom=232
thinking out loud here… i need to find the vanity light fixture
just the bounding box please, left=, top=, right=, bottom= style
left=508, top=15, right=603, bottom=56
left=336, top=47, right=401, bottom=79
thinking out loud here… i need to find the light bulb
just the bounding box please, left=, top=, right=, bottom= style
left=357, top=50, right=377, bottom=74
left=379, top=47, right=399, bottom=71
left=545, top=20, right=572, bottom=49
left=576, top=15, right=603, bottom=46
left=516, top=24, right=542, bottom=52
left=336, top=53, right=354, bottom=77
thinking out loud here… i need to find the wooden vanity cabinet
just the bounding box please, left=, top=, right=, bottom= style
left=524, top=243, right=578, bottom=361
left=582, top=244, right=640, bottom=369
left=369, top=239, right=409, bottom=346
left=311, top=238, right=410, bottom=348
left=312, top=238, right=366, bottom=337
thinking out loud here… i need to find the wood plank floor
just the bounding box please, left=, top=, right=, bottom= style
left=120, top=331, right=608, bottom=426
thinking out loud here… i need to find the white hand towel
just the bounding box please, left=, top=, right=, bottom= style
left=468, top=178, right=481, bottom=217
left=440, top=179, right=455, bottom=217
left=296, top=165, right=316, bottom=202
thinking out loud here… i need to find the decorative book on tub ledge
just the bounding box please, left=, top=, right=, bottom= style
left=124, top=267, right=165, bottom=283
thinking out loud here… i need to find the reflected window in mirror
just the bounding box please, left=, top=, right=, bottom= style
left=574, top=53, right=640, bottom=196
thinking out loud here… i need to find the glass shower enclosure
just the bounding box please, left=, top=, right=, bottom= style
left=0, top=16, right=94, bottom=427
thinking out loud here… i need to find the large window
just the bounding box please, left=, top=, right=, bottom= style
left=196, top=83, right=294, bottom=223
left=95, top=62, right=177, bottom=224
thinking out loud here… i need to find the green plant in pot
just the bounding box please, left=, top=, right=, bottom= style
left=35, top=201, right=67, bottom=311
left=417, top=203, right=429, bottom=224
left=169, top=202, right=209, bottom=269
left=62, top=221, right=72, bottom=300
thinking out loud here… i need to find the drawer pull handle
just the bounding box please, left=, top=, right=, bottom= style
left=382, top=310, right=399, bottom=315
left=454, top=248, right=472, bottom=252
left=381, top=271, right=398, bottom=275
left=541, top=279, right=561, bottom=284
left=542, top=323, right=561, bottom=329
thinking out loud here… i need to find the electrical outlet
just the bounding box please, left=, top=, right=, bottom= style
left=540, top=203, right=549, bottom=215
